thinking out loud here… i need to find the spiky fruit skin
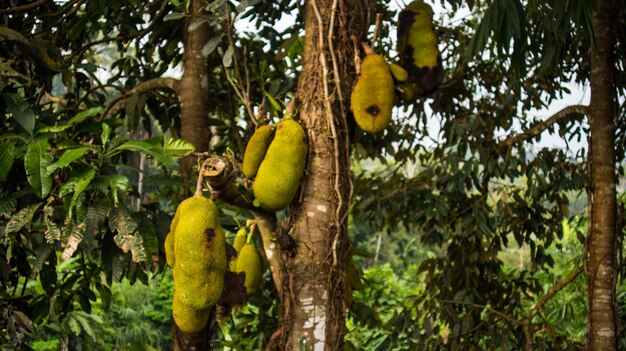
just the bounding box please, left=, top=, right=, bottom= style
left=172, top=295, right=210, bottom=333
left=253, top=119, right=307, bottom=211
left=350, top=54, right=395, bottom=133
left=170, top=196, right=226, bottom=332
left=242, top=125, right=274, bottom=178
left=235, top=243, right=262, bottom=295
left=397, top=0, right=443, bottom=97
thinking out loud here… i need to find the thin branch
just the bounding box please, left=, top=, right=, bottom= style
left=438, top=299, right=520, bottom=325
left=371, top=13, right=383, bottom=47
left=499, top=105, right=589, bottom=148
left=251, top=210, right=281, bottom=294
left=0, top=0, right=49, bottom=15
left=101, top=77, right=179, bottom=120
left=527, top=265, right=583, bottom=321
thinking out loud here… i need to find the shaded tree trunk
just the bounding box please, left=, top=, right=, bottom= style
left=279, top=0, right=371, bottom=349
left=587, top=0, right=618, bottom=349
left=179, top=0, right=212, bottom=176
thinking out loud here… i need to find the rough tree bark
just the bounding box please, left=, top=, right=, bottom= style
left=278, top=0, right=371, bottom=349
left=179, top=0, right=212, bottom=176
left=587, top=0, right=618, bottom=349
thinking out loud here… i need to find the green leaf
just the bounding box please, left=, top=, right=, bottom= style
left=47, top=147, right=89, bottom=174
left=101, top=123, right=111, bottom=146
left=109, top=207, right=145, bottom=262
left=93, top=174, right=129, bottom=206
left=2, top=93, right=36, bottom=134
left=162, top=137, right=195, bottom=156
left=5, top=202, right=42, bottom=235
left=223, top=45, right=234, bottom=67
left=111, top=141, right=174, bottom=170
left=66, top=107, right=103, bottom=126
left=25, top=140, right=53, bottom=198
left=0, top=143, right=15, bottom=182
left=163, top=12, right=185, bottom=21
left=61, top=221, right=85, bottom=261
left=59, top=168, right=95, bottom=218
left=202, top=36, right=222, bottom=57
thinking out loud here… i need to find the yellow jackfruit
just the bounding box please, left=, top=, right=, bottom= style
left=172, top=196, right=226, bottom=311
left=350, top=53, right=395, bottom=133
left=233, top=227, right=247, bottom=253
left=242, top=125, right=274, bottom=178
left=253, top=119, right=307, bottom=211
left=165, top=233, right=175, bottom=267
left=235, top=242, right=262, bottom=295
left=397, top=0, right=443, bottom=97
left=390, top=63, right=409, bottom=82
left=172, top=295, right=210, bottom=333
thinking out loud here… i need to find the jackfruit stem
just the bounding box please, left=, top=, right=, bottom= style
left=246, top=221, right=257, bottom=244
left=361, top=42, right=375, bottom=56
left=195, top=158, right=211, bottom=196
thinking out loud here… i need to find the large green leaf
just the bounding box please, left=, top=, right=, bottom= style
left=37, top=107, right=103, bottom=134
left=47, top=147, right=89, bottom=174
left=162, top=137, right=195, bottom=156
left=2, top=93, right=36, bottom=135
left=110, top=140, right=175, bottom=170
left=0, top=143, right=15, bottom=182
left=25, top=140, right=53, bottom=198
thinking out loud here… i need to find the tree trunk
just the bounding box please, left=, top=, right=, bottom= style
left=279, top=0, right=371, bottom=349
left=179, top=0, right=212, bottom=176
left=587, top=0, right=618, bottom=349
left=174, top=0, right=215, bottom=349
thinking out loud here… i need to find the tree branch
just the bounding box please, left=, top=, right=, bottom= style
left=499, top=105, right=589, bottom=148
left=0, top=0, right=49, bottom=15
left=527, top=265, right=583, bottom=321
left=101, top=77, right=179, bottom=120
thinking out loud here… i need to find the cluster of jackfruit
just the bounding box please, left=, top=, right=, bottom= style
left=232, top=224, right=263, bottom=295
left=242, top=118, right=308, bottom=211
left=164, top=196, right=227, bottom=333
left=396, top=0, right=443, bottom=100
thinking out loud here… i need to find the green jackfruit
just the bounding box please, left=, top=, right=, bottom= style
left=172, top=195, right=226, bottom=311
left=172, top=295, right=210, bottom=333
left=235, top=242, right=262, bottom=295
left=242, top=125, right=274, bottom=178
left=165, top=233, right=175, bottom=267
left=253, top=119, right=307, bottom=211
left=397, top=0, right=443, bottom=96
left=351, top=53, right=395, bottom=133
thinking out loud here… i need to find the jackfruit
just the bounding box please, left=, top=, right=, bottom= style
left=390, top=63, right=409, bottom=82
left=165, top=233, right=175, bottom=267
left=350, top=51, right=395, bottom=133
left=172, top=195, right=226, bottom=311
left=242, top=125, right=274, bottom=178
left=233, top=227, right=247, bottom=254
left=397, top=0, right=443, bottom=97
left=253, top=119, right=307, bottom=211
left=235, top=242, right=262, bottom=295
left=172, top=294, right=210, bottom=333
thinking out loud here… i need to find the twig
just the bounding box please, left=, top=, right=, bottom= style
left=499, top=105, right=589, bottom=148
left=438, top=299, right=520, bottom=325
left=101, top=77, right=179, bottom=120
left=0, top=0, right=49, bottom=15
left=371, top=13, right=383, bottom=47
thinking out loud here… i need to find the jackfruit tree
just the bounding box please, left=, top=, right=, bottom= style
left=2, top=0, right=626, bottom=350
